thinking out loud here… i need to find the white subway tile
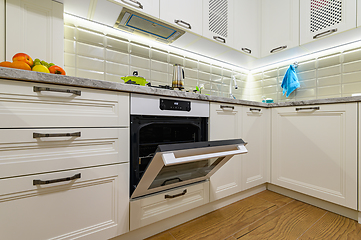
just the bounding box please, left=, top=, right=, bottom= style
left=106, top=73, right=123, bottom=83
left=343, top=47, right=361, bottom=63
left=263, top=77, right=277, bottom=87
left=342, top=82, right=361, bottom=94
left=76, top=69, right=104, bottom=80
left=77, top=42, right=105, bottom=59
left=150, top=70, right=168, bottom=83
left=77, top=56, right=104, bottom=72
left=184, top=58, right=198, bottom=69
left=263, top=85, right=277, bottom=94
left=64, top=25, right=76, bottom=40
left=223, top=68, right=233, bottom=78
left=317, top=65, right=341, bottom=77
left=299, top=79, right=316, bottom=89
left=169, top=53, right=184, bottom=65
left=263, top=69, right=277, bottom=79
left=151, top=48, right=168, bottom=62
left=317, top=75, right=341, bottom=87
left=64, top=39, right=76, bottom=54
left=297, top=59, right=316, bottom=72
left=77, top=28, right=104, bottom=46
left=130, top=55, right=150, bottom=69
left=199, top=62, right=210, bottom=72
left=343, top=72, right=361, bottom=83
left=317, top=53, right=341, bottom=68
left=106, top=36, right=129, bottom=53
left=343, top=61, right=361, bottom=73
left=64, top=67, right=75, bottom=77
left=294, top=88, right=315, bottom=99
left=185, top=68, right=198, bottom=79
left=64, top=53, right=76, bottom=68
left=198, top=71, right=210, bottom=81
left=212, top=65, right=222, bottom=75
left=317, top=85, right=341, bottom=96
left=298, top=70, right=316, bottom=81
left=130, top=43, right=150, bottom=58
left=151, top=60, right=168, bottom=73
left=106, top=61, right=129, bottom=76
left=106, top=49, right=129, bottom=64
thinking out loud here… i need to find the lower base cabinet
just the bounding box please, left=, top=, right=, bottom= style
left=130, top=181, right=209, bottom=231
left=0, top=163, right=129, bottom=240
left=272, top=103, right=357, bottom=209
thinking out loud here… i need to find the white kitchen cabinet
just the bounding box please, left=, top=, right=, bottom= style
left=356, top=0, right=361, bottom=27
left=6, top=0, right=64, bottom=67
left=202, top=0, right=234, bottom=47
left=130, top=181, right=209, bottom=231
left=241, top=106, right=270, bottom=190
left=160, top=0, right=202, bottom=36
left=233, top=0, right=261, bottom=58
left=272, top=103, right=357, bottom=210
left=110, top=0, right=159, bottom=18
left=261, top=0, right=299, bottom=57
left=300, top=0, right=357, bottom=45
left=0, top=0, right=4, bottom=61
left=209, top=103, right=242, bottom=201
left=0, top=80, right=129, bottom=128
left=0, top=164, right=129, bottom=240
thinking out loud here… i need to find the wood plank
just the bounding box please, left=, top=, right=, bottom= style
left=234, top=200, right=326, bottom=240
left=169, top=195, right=278, bottom=240
left=299, top=212, right=361, bottom=239
left=253, top=190, right=294, bottom=207
left=145, top=232, right=175, bottom=240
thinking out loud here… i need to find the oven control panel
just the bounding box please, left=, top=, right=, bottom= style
left=160, top=98, right=191, bottom=111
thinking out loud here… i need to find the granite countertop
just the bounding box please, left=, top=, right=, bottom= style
left=1, top=67, right=361, bottom=107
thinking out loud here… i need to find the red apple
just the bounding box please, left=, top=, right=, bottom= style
left=12, top=53, right=33, bottom=67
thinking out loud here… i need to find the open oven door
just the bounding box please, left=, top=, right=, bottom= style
left=131, top=139, right=247, bottom=199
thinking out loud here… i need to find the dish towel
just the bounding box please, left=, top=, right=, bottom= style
left=281, top=65, right=300, bottom=97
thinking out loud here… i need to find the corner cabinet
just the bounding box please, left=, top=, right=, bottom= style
left=271, top=103, right=357, bottom=210
left=233, top=0, right=261, bottom=58
left=300, top=0, right=357, bottom=45
left=209, top=103, right=270, bottom=202
left=260, top=0, right=299, bottom=58
left=160, top=0, right=202, bottom=36
left=202, top=0, right=234, bottom=47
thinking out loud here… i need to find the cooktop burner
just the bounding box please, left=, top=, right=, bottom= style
left=146, top=83, right=174, bottom=90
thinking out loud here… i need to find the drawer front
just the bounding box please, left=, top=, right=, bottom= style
left=0, top=164, right=129, bottom=240
left=0, top=80, right=129, bottom=128
left=130, top=181, right=209, bottom=231
left=0, top=128, right=129, bottom=178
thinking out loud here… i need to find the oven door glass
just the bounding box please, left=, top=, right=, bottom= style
left=130, top=139, right=247, bottom=199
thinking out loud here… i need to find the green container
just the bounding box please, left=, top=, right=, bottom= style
left=121, top=71, right=148, bottom=86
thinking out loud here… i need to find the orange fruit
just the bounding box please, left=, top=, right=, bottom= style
left=0, top=61, right=12, bottom=68
left=12, top=53, right=33, bottom=67
left=11, top=61, right=31, bottom=70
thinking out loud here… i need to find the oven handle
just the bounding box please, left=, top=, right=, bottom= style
left=162, top=144, right=248, bottom=166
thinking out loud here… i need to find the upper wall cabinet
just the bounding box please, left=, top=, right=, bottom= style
left=6, top=0, right=64, bottom=67
left=160, top=0, right=202, bottom=36
left=261, top=0, right=299, bottom=58
left=300, top=0, right=357, bottom=45
left=109, top=0, right=159, bottom=18
left=357, top=0, right=361, bottom=27
left=233, top=0, right=261, bottom=58
left=202, top=0, right=234, bottom=47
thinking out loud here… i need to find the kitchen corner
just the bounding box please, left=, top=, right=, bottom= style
left=1, top=0, right=361, bottom=239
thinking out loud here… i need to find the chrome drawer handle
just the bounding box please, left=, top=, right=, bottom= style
left=121, top=0, right=143, bottom=9
left=220, top=105, right=234, bottom=110
left=165, top=189, right=187, bottom=199
left=33, top=173, right=81, bottom=185
left=174, top=19, right=191, bottom=29
left=313, top=28, right=337, bottom=39
left=250, top=108, right=261, bottom=112
left=270, top=45, right=287, bottom=53
left=33, top=132, right=81, bottom=138
left=241, top=48, right=252, bottom=54
left=34, top=86, right=81, bottom=96
left=213, top=36, right=226, bottom=44
left=295, top=107, right=320, bottom=111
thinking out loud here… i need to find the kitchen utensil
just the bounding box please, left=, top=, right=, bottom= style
left=121, top=71, right=148, bottom=86
left=172, top=64, right=185, bottom=89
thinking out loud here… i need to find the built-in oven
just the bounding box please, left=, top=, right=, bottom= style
left=130, top=93, right=247, bottom=199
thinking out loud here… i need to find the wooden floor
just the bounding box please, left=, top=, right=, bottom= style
left=146, top=190, right=361, bottom=240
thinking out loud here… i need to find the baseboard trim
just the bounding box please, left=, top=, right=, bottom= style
left=110, top=184, right=267, bottom=240
left=267, top=184, right=359, bottom=221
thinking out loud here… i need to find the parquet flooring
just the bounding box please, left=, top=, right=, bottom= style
left=145, top=190, right=361, bottom=240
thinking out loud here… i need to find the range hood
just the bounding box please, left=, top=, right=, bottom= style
left=114, top=8, right=185, bottom=44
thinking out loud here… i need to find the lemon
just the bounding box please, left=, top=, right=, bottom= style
left=32, top=65, right=50, bottom=73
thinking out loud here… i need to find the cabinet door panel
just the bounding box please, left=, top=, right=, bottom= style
left=261, top=0, right=299, bottom=57
left=209, top=103, right=242, bottom=201
left=300, top=0, right=357, bottom=45
left=160, top=0, right=202, bottom=35
left=0, top=164, right=129, bottom=240
left=241, top=107, right=270, bottom=190
left=6, top=0, right=64, bottom=67
left=272, top=104, right=357, bottom=209
left=110, top=0, right=159, bottom=17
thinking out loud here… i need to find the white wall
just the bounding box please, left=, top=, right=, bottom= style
left=0, top=0, right=5, bottom=61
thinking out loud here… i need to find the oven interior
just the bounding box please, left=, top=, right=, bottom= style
left=130, top=115, right=208, bottom=196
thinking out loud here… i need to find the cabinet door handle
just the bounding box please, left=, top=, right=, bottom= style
left=33, top=173, right=81, bottom=185
left=174, top=19, right=192, bottom=29
left=313, top=28, right=337, bottom=39
left=165, top=189, right=187, bottom=199
left=220, top=105, right=234, bottom=110
left=250, top=108, right=261, bottom=112
left=121, top=0, right=143, bottom=9
left=33, top=132, right=81, bottom=138
left=241, top=48, right=252, bottom=54
left=295, top=107, right=320, bottom=111
left=270, top=45, right=287, bottom=53
left=213, top=36, right=226, bottom=44
left=33, top=86, right=81, bottom=96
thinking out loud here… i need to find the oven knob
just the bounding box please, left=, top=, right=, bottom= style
left=160, top=103, right=165, bottom=110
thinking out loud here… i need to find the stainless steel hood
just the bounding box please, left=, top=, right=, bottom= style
left=114, top=7, right=185, bottom=44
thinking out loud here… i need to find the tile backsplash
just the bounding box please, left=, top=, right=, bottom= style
left=64, top=15, right=361, bottom=103
left=63, top=16, right=248, bottom=100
